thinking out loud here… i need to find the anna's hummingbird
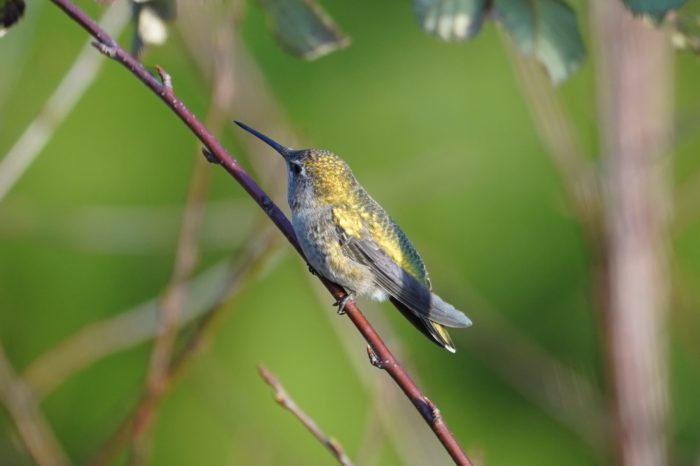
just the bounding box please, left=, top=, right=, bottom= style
left=236, top=122, right=472, bottom=352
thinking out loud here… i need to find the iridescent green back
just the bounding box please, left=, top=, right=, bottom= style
left=302, top=149, right=429, bottom=286
left=355, top=188, right=429, bottom=286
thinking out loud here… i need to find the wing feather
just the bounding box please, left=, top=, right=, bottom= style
left=342, top=231, right=471, bottom=328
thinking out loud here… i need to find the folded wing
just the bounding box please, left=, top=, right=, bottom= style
left=341, top=230, right=471, bottom=328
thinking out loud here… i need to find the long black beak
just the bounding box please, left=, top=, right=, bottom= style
left=234, top=121, right=293, bottom=160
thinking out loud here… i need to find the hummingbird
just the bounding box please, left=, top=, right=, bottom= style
left=235, top=121, right=472, bottom=352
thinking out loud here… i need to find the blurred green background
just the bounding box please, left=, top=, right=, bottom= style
left=1, top=0, right=700, bottom=465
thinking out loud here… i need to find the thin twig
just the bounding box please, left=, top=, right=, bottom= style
left=24, top=260, right=234, bottom=398
left=505, top=39, right=601, bottom=239
left=0, top=199, right=255, bottom=254
left=129, top=57, right=227, bottom=466
left=305, top=269, right=452, bottom=466
left=88, top=226, right=281, bottom=466
left=0, top=0, right=130, bottom=202
left=0, top=342, right=70, bottom=466
left=49, top=1, right=472, bottom=464
left=258, top=365, right=355, bottom=466
left=128, top=19, right=239, bottom=464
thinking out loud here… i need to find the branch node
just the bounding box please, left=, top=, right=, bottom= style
left=155, top=65, right=173, bottom=95
left=200, top=147, right=219, bottom=164
left=366, top=345, right=385, bottom=369
left=420, top=396, right=442, bottom=423
left=91, top=39, right=117, bottom=57
left=260, top=194, right=277, bottom=216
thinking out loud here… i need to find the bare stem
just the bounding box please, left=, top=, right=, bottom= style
left=89, top=227, right=279, bottom=466
left=258, top=365, right=355, bottom=466
left=49, top=1, right=472, bottom=464
left=505, top=37, right=598, bottom=229
left=0, top=343, right=70, bottom=466
left=130, top=57, right=227, bottom=466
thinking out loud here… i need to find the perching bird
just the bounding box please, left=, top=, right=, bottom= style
left=236, top=122, right=472, bottom=352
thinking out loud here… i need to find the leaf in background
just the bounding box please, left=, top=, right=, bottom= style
left=494, top=0, right=585, bottom=84
left=668, top=0, right=700, bottom=52
left=0, top=0, right=25, bottom=37
left=414, top=0, right=488, bottom=41
left=623, top=0, right=687, bottom=17
left=131, top=0, right=176, bottom=58
left=258, top=0, right=350, bottom=60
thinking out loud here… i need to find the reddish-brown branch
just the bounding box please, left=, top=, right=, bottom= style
left=49, top=1, right=472, bottom=464
left=258, top=365, right=354, bottom=466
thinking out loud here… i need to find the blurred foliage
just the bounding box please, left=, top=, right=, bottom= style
left=623, top=0, right=687, bottom=16
left=493, top=0, right=585, bottom=84
left=414, top=0, right=487, bottom=40
left=257, top=0, right=349, bottom=60
left=0, top=1, right=699, bottom=466
left=0, top=0, right=25, bottom=36
left=670, top=1, right=700, bottom=53
left=414, top=0, right=585, bottom=84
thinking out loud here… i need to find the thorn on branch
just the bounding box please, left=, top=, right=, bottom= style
left=260, top=194, right=277, bottom=216
left=200, top=147, right=219, bottom=164
left=366, top=345, right=385, bottom=369
left=156, top=66, right=172, bottom=87
left=155, top=65, right=173, bottom=97
left=418, top=396, right=442, bottom=424
left=91, top=39, right=117, bottom=57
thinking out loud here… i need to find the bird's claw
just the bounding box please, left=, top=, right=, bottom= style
left=333, top=293, right=353, bottom=315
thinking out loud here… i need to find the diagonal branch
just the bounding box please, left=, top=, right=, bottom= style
left=48, top=1, right=472, bottom=464
left=130, top=52, right=233, bottom=465
left=0, top=342, right=70, bottom=466
left=89, top=226, right=280, bottom=466
left=505, top=40, right=600, bottom=235
left=258, top=365, right=354, bottom=466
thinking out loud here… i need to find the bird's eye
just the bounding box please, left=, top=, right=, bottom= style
left=291, top=163, right=304, bottom=176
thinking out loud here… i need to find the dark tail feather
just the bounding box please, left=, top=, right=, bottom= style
left=389, top=297, right=457, bottom=353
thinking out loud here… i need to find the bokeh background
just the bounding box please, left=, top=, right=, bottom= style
left=1, top=0, right=700, bottom=465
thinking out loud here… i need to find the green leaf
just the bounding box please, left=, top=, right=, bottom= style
left=494, top=0, right=585, bottom=84
left=0, top=0, right=25, bottom=37
left=623, top=0, right=687, bottom=17
left=414, top=0, right=488, bottom=41
left=258, top=0, right=350, bottom=60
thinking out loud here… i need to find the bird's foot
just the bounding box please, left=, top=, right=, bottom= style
left=307, top=264, right=318, bottom=277
left=333, top=293, right=354, bottom=315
